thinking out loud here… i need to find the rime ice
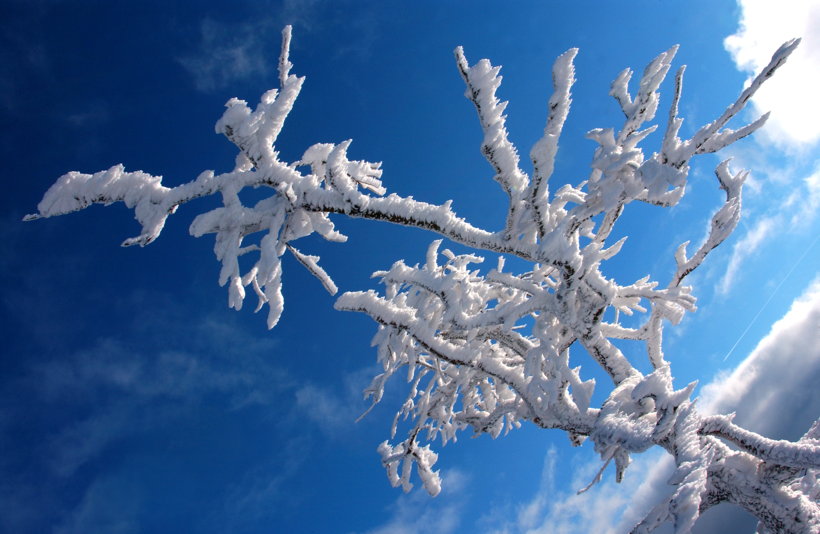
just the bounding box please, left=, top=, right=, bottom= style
left=27, top=27, right=817, bottom=533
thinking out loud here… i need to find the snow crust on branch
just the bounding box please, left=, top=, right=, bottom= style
left=27, top=27, right=816, bottom=533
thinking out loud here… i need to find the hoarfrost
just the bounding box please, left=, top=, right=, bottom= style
left=27, top=26, right=817, bottom=533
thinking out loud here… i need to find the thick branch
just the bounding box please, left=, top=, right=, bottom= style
left=700, top=415, right=820, bottom=469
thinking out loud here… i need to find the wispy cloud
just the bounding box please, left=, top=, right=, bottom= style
left=715, top=161, right=819, bottom=294
left=178, top=18, right=277, bottom=93
left=64, top=101, right=110, bottom=129
left=37, top=325, right=288, bottom=476
left=481, top=445, right=673, bottom=534
left=357, top=469, right=467, bottom=534
left=295, top=365, right=379, bottom=435
left=281, top=0, right=324, bottom=30
left=0, top=292, right=294, bottom=533
left=716, top=215, right=775, bottom=295
left=0, top=7, right=49, bottom=112
left=784, top=165, right=820, bottom=226
left=724, top=0, right=820, bottom=150
left=218, top=437, right=310, bottom=532
left=54, top=474, right=141, bottom=534
left=20, top=295, right=356, bottom=532
left=177, top=3, right=382, bottom=94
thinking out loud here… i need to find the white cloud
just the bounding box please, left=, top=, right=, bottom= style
left=700, top=276, right=820, bottom=437
left=715, top=2, right=820, bottom=296
left=724, top=0, right=820, bottom=150
left=690, top=276, right=820, bottom=531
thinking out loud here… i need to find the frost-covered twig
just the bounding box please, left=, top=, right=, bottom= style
left=700, top=415, right=820, bottom=469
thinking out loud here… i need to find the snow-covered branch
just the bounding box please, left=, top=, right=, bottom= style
left=26, top=27, right=816, bottom=533
left=700, top=414, right=820, bottom=469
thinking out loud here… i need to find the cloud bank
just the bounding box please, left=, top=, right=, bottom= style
left=724, top=0, right=820, bottom=150
left=700, top=276, right=820, bottom=438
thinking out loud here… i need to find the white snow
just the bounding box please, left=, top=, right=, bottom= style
left=27, top=25, right=817, bottom=533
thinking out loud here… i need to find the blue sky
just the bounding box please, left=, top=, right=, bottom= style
left=1, top=1, right=818, bottom=533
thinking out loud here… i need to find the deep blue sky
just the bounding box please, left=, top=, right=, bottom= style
left=1, top=1, right=818, bottom=533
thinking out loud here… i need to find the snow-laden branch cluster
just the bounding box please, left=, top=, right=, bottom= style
left=27, top=27, right=817, bottom=532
